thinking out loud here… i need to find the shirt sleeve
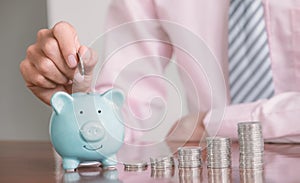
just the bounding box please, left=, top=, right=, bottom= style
left=95, top=0, right=173, bottom=143
left=204, top=92, right=300, bottom=143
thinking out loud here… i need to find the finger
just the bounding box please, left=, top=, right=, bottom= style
left=38, top=35, right=76, bottom=80
left=27, top=45, right=69, bottom=85
left=20, top=59, right=57, bottom=89
left=71, top=46, right=98, bottom=92
left=36, top=28, right=52, bottom=43
left=52, top=21, right=80, bottom=69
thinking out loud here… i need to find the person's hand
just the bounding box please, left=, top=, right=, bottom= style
left=20, top=21, right=97, bottom=105
left=166, top=112, right=207, bottom=152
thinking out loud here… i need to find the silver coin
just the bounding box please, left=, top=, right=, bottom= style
left=177, top=146, right=203, bottom=168
left=178, top=156, right=201, bottom=161
left=178, top=146, right=202, bottom=155
left=179, top=167, right=203, bottom=183
left=151, top=168, right=175, bottom=178
left=238, top=122, right=264, bottom=169
left=123, top=162, right=148, bottom=171
left=206, top=137, right=232, bottom=168
left=150, top=156, right=175, bottom=169
left=208, top=168, right=232, bottom=183
left=76, top=52, right=85, bottom=76
left=240, top=169, right=264, bottom=183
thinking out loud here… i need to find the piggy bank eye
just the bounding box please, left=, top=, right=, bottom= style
left=97, top=110, right=101, bottom=114
left=80, top=110, right=84, bottom=114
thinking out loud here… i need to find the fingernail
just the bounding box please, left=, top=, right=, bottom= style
left=74, top=72, right=84, bottom=83
left=68, top=54, right=77, bottom=68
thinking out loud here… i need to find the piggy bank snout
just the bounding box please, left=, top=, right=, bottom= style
left=80, top=122, right=105, bottom=142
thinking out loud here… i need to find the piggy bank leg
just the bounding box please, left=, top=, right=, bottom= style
left=102, top=155, right=117, bottom=168
left=62, top=158, right=80, bottom=172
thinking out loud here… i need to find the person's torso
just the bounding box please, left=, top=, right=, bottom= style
left=153, top=0, right=300, bottom=111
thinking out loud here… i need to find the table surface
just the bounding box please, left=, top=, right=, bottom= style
left=0, top=141, right=300, bottom=183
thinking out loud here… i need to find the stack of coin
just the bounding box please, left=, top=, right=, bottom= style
left=208, top=168, right=232, bottom=183
left=177, top=146, right=202, bottom=168
left=240, top=168, right=264, bottom=183
left=123, top=161, right=148, bottom=172
left=179, top=168, right=202, bottom=183
left=150, top=156, right=175, bottom=178
left=150, top=156, right=175, bottom=169
left=238, top=122, right=264, bottom=169
left=151, top=168, right=175, bottom=178
left=206, top=137, right=232, bottom=168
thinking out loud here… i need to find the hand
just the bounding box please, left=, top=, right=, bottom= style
left=166, top=112, right=207, bottom=143
left=20, top=21, right=97, bottom=105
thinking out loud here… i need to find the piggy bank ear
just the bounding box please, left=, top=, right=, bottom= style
left=102, top=89, right=125, bottom=107
left=50, top=92, right=73, bottom=114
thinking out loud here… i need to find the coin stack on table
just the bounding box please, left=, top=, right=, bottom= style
left=151, top=167, right=175, bottom=178
left=123, top=161, right=148, bottom=172
left=177, top=146, right=202, bottom=168
left=240, top=168, right=264, bottom=183
left=150, top=156, right=175, bottom=169
left=177, top=146, right=202, bottom=182
left=208, top=168, right=232, bottom=183
left=238, top=122, right=264, bottom=169
left=150, top=156, right=175, bottom=178
left=179, top=167, right=202, bottom=183
left=206, top=137, right=232, bottom=168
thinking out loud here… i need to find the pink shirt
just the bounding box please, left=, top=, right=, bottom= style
left=96, top=0, right=300, bottom=143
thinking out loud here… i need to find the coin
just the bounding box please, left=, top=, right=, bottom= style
left=76, top=52, right=85, bottom=76
left=240, top=168, right=264, bottom=183
left=150, top=156, right=175, bottom=169
left=238, top=121, right=264, bottom=169
left=206, top=137, right=232, bottom=168
left=177, top=146, right=202, bottom=168
left=179, top=167, right=202, bottom=183
left=123, top=162, right=148, bottom=172
left=151, top=168, right=175, bottom=178
left=150, top=155, right=175, bottom=178
left=208, top=168, right=232, bottom=183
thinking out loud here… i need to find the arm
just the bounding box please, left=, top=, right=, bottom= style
left=204, top=92, right=300, bottom=143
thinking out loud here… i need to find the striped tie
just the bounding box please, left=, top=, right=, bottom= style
left=228, top=0, right=274, bottom=104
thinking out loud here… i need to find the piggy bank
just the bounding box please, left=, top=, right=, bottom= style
left=49, top=89, right=125, bottom=171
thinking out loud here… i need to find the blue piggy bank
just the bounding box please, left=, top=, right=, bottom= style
left=49, top=89, right=125, bottom=171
